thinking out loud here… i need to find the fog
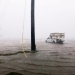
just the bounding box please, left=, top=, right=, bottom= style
left=0, top=0, right=75, bottom=40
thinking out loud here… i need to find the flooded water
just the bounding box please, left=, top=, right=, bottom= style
left=0, top=39, right=75, bottom=75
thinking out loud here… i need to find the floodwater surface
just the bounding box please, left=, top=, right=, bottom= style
left=0, top=39, right=75, bottom=75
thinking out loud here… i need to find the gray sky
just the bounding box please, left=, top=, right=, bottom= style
left=0, top=0, right=75, bottom=39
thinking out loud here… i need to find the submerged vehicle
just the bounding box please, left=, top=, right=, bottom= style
left=45, top=33, right=65, bottom=44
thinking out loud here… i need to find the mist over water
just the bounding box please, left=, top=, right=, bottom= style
left=0, top=38, right=75, bottom=54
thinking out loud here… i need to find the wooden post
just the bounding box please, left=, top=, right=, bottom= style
left=31, top=0, right=36, bottom=51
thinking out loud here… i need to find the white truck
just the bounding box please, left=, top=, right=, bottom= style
left=45, top=33, right=65, bottom=44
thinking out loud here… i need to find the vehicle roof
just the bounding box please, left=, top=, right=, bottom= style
left=50, top=33, right=65, bottom=34
left=50, top=33, right=65, bottom=36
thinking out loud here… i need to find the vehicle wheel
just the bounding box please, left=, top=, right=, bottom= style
left=53, top=41, right=55, bottom=43
left=45, top=40, right=47, bottom=42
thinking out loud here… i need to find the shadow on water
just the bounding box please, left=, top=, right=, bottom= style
left=6, top=72, right=23, bottom=75
left=6, top=72, right=51, bottom=75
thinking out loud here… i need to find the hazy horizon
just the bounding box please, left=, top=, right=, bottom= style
left=0, top=0, right=75, bottom=39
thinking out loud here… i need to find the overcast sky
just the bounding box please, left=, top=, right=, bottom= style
left=0, top=0, right=75, bottom=39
